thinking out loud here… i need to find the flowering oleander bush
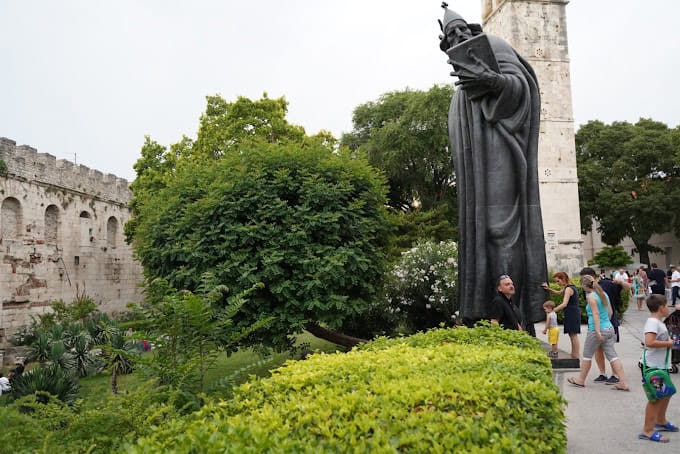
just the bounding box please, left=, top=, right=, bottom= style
left=384, top=240, right=458, bottom=333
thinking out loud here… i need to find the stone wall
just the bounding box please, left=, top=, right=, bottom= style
left=0, top=137, right=143, bottom=345
left=482, top=0, right=585, bottom=274
left=584, top=224, right=680, bottom=271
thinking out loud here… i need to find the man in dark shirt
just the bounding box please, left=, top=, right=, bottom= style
left=648, top=263, right=667, bottom=295
left=490, top=275, right=522, bottom=330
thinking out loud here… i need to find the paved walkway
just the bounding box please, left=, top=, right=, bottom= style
left=543, top=304, right=679, bottom=452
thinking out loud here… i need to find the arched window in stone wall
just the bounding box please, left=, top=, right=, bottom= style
left=107, top=216, right=118, bottom=248
left=79, top=211, right=93, bottom=246
left=44, top=204, right=60, bottom=243
left=1, top=197, right=22, bottom=239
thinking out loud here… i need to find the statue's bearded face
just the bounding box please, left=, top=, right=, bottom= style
left=444, top=20, right=472, bottom=48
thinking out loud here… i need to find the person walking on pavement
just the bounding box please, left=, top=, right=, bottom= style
left=567, top=275, right=630, bottom=391
left=580, top=267, right=631, bottom=384
left=633, top=269, right=647, bottom=311
left=669, top=265, right=680, bottom=306
left=639, top=265, right=649, bottom=290
left=648, top=263, right=667, bottom=296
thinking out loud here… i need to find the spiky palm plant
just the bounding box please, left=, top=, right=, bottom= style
left=63, top=321, right=86, bottom=349
left=71, top=333, right=97, bottom=378
left=10, top=364, right=80, bottom=404
left=85, top=312, right=113, bottom=345
left=49, top=340, right=77, bottom=372
left=95, top=330, right=137, bottom=395
left=27, top=331, right=53, bottom=364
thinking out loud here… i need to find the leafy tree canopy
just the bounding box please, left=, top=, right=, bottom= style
left=576, top=118, right=680, bottom=264
left=128, top=96, right=392, bottom=349
left=590, top=246, right=633, bottom=269
left=192, top=94, right=306, bottom=159
left=126, top=94, right=336, bottom=242
left=341, top=85, right=455, bottom=213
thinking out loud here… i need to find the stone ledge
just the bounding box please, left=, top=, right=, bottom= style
left=540, top=340, right=580, bottom=369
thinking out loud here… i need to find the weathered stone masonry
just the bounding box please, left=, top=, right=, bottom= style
left=482, top=0, right=584, bottom=275
left=0, top=137, right=143, bottom=346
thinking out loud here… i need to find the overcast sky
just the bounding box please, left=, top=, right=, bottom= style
left=2, top=1, right=678, bottom=182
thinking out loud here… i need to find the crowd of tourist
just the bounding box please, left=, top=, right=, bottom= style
left=494, top=263, right=679, bottom=444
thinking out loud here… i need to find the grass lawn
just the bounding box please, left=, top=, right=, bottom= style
left=78, top=331, right=344, bottom=401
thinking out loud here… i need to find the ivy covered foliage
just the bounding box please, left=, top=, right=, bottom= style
left=130, top=326, right=566, bottom=453
left=132, top=142, right=391, bottom=350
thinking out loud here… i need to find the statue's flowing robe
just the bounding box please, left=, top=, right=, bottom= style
left=449, top=35, right=548, bottom=324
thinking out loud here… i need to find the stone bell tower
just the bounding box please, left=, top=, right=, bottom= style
left=481, top=0, right=584, bottom=274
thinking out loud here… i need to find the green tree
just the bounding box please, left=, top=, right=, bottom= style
left=341, top=85, right=455, bottom=213
left=192, top=94, right=306, bottom=159
left=131, top=143, right=391, bottom=350
left=590, top=246, right=633, bottom=269
left=126, top=94, right=332, bottom=243
left=137, top=276, right=271, bottom=392
left=125, top=136, right=183, bottom=242
left=576, top=119, right=680, bottom=264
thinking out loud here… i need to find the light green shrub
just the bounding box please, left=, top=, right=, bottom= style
left=0, top=384, right=179, bottom=453
left=131, top=326, right=566, bottom=453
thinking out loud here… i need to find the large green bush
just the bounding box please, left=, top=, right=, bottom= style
left=132, top=143, right=392, bottom=350
left=130, top=326, right=566, bottom=453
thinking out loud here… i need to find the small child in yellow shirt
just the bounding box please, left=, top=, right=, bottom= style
left=543, top=301, right=559, bottom=358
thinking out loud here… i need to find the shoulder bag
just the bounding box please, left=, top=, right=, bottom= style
left=642, top=348, right=676, bottom=402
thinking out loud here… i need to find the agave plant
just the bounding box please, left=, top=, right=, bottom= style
left=85, top=312, right=114, bottom=345
left=27, top=331, right=53, bottom=365
left=10, top=364, right=80, bottom=404
left=49, top=340, right=77, bottom=372
left=48, top=323, right=65, bottom=342
left=63, top=321, right=87, bottom=349
left=71, top=333, right=98, bottom=378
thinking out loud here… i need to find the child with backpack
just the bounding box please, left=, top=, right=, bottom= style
left=639, top=294, right=679, bottom=443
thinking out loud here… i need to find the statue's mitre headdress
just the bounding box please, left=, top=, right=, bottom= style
left=439, top=2, right=466, bottom=31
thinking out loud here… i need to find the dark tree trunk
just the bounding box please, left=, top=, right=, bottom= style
left=304, top=323, right=368, bottom=348
left=111, top=369, right=118, bottom=395
left=633, top=238, right=651, bottom=267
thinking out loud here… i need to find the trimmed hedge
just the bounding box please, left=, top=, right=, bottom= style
left=131, top=327, right=566, bottom=453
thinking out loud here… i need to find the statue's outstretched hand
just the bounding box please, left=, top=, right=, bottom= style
left=449, top=53, right=501, bottom=91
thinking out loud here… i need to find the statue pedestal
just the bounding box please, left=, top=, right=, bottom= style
left=540, top=340, right=580, bottom=369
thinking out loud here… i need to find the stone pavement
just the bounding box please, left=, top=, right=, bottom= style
left=537, top=304, right=680, bottom=452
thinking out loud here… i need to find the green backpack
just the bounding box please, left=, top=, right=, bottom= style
left=642, top=348, right=676, bottom=402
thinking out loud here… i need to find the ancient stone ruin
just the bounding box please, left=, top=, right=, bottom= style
left=0, top=137, right=143, bottom=356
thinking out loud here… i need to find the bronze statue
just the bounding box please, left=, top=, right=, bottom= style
left=438, top=2, right=548, bottom=327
